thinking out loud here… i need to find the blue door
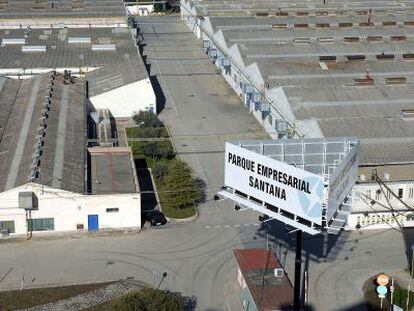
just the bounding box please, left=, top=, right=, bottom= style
left=88, top=215, right=99, bottom=231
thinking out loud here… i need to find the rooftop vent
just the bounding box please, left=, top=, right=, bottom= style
left=346, top=55, right=366, bottom=61
left=316, top=23, right=330, bottom=28
left=319, top=55, right=336, bottom=62
left=68, top=37, right=91, bottom=44
left=367, top=36, right=382, bottom=42
left=316, top=11, right=328, bottom=16
left=91, top=44, right=116, bottom=51
left=256, top=12, right=269, bottom=17
left=385, top=77, right=407, bottom=84
left=344, top=36, right=360, bottom=43
left=22, top=45, right=46, bottom=52
left=294, top=37, right=311, bottom=44
left=275, top=11, right=288, bottom=16
left=390, top=35, right=407, bottom=41
left=404, top=21, right=414, bottom=26
left=294, top=23, right=308, bottom=28
left=1, top=38, right=25, bottom=45
left=318, top=37, right=334, bottom=43
left=339, top=22, right=353, bottom=28
left=359, top=22, right=374, bottom=27
left=296, top=12, right=308, bottom=17
left=353, top=78, right=374, bottom=85
left=272, top=24, right=287, bottom=29
left=402, top=109, right=414, bottom=118
left=376, top=53, right=394, bottom=60
left=403, top=53, right=414, bottom=60
left=355, top=10, right=368, bottom=15
left=383, top=21, right=397, bottom=27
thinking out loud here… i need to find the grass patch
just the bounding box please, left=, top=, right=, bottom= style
left=0, top=282, right=111, bottom=311
left=125, top=126, right=169, bottom=139
left=127, top=114, right=201, bottom=220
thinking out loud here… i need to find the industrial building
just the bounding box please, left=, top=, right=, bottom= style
left=0, top=0, right=127, bottom=28
left=233, top=248, right=293, bottom=310
left=0, top=73, right=141, bottom=236
left=0, top=26, right=156, bottom=117
left=181, top=0, right=414, bottom=231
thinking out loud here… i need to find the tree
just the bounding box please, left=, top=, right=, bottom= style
left=152, top=162, right=169, bottom=183
left=162, top=160, right=202, bottom=210
left=142, top=142, right=175, bottom=160
left=133, top=111, right=164, bottom=128
left=113, top=288, right=185, bottom=311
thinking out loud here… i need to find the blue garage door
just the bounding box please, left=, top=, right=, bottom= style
left=88, top=215, right=99, bottom=231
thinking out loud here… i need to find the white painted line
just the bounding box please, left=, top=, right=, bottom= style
left=215, top=225, right=221, bottom=228
left=224, top=225, right=230, bottom=228
left=234, top=224, right=240, bottom=227
left=243, top=224, right=250, bottom=227
left=253, top=223, right=260, bottom=226
left=205, top=226, right=211, bottom=229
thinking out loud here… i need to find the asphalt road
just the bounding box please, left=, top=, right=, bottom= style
left=0, top=15, right=410, bottom=311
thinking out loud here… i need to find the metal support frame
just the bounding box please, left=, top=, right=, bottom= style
left=293, top=229, right=303, bottom=310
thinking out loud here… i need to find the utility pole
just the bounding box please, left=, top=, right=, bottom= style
left=293, top=230, right=303, bottom=310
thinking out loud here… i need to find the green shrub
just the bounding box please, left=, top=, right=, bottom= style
left=162, top=160, right=202, bottom=210
left=142, top=142, right=175, bottom=160
left=113, top=288, right=184, bottom=311
left=152, top=162, right=169, bottom=183
left=132, top=111, right=164, bottom=128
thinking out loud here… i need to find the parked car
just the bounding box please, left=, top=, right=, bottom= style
left=143, top=210, right=167, bottom=226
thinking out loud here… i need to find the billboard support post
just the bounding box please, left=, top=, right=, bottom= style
left=293, top=229, right=302, bottom=310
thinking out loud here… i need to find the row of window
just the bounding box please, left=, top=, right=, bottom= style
left=357, top=214, right=407, bottom=227
left=364, top=187, right=414, bottom=201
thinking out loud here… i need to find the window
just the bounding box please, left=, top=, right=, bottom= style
left=106, top=208, right=119, bottom=213
left=375, top=190, right=381, bottom=201
left=0, top=221, right=15, bottom=233
left=398, top=188, right=403, bottom=199
left=28, top=218, right=54, bottom=231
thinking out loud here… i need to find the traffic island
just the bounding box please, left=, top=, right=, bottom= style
left=127, top=112, right=203, bottom=221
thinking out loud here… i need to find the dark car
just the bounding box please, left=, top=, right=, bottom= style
left=143, top=210, right=167, bottom=226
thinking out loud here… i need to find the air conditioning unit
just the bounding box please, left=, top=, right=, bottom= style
left=360, top=174, right=366, bottom=181
left=274, top=268, right=284, bottom=278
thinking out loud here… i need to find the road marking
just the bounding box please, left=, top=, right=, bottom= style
left=243, top=224, right=250, bottom=227
left=253, top=223, right=260, bottom=226
left=215, top=225, right=221, bottom=228
left=205, top=226, right=211, bottom=229
left=224, top=225, right=230, bottom=228
left=234, top=224, right=240, bottom=227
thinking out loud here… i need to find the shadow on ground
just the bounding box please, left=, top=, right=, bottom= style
left=134, top=159, right=157, bottom=213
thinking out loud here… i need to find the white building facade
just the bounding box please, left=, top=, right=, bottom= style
left=0, top=183, right=141, bottom=236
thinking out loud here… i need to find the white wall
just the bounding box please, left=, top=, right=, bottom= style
left=90, top=78, right=156, bottom=117
left=126, top=4, right=154, bottom=16
left=0, top=183, right=141, bottom=235
left=345, top=181, right=414, bottom=230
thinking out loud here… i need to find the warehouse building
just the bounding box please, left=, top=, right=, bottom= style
left=181, top=0, right=414, bottom=230
left=0, top=73, right=140, bottom=236
left=0, top=0, right=127, bottom=28
left=0, top=26, right=156, bottom=117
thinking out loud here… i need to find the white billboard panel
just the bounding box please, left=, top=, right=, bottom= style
left=224, top=143, right=324, bottom=225
left=327, top=145, right=358, bottom=221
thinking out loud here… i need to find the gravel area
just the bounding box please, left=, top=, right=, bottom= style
left=22, top=280, right=146, bottom=311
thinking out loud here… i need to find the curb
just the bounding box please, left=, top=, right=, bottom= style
left=166, top=207, right=199, bottom=223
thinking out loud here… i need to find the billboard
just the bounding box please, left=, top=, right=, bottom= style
left=327, top=145, right=358, bottom=222
left=224, top=143, right=324, bottom=225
